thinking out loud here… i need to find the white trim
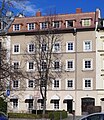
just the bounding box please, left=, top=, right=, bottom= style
left=27, top=43, right=35, bottom=53
left=12, top=44, right=20, bottom=54
left=13, top=24, right=20, bottom=31
left=27, top=61, right=35, bottom=71
left=83, top=78, right=93, bottom=90
left=65, top=59, right=75, bottom=71
left=52, top=60, right=61, bottom=71
left=27, top=23, right=35, bottom=30
left=83, top=40, right=92, bottom=52
left=66, top=41, right=75, bottom=52
left=65, top=78, right=75, bottom=90
left=12, top=61, right=20, bottom=69
left=53, top=42, right=61, bottom=53
left=83, top=58, right=93, bottom=71
left=52, top=79, right=61, bottom=90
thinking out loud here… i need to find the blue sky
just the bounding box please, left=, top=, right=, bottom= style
left=1, top=0, right=104, bottom=17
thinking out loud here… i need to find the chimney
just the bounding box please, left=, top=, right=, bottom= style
left=76, top=8, right=82, bottom=13
left=36, top=10, right=41, bottom=17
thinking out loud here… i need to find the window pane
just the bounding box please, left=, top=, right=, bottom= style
left=85, top=61, right=91, bottom=68
left=13, top=80, right=18, bottom=88
left=54, top=100, right=59, bottom=109
left=68, top=42, right=73, bottom=51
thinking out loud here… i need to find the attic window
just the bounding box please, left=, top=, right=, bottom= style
left=13, top=24, right=20, bottom=31
left=28, top=23, right=35, bottom=30
left=66, top=20, right=74, bottom=28
left=81, top=19, right=91, bottom=26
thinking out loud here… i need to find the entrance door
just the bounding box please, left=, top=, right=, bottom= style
left=81, top=97, right=95, bottom=115
left=67, top=100, right=73, bottom=113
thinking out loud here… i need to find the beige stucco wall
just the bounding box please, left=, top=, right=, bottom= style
left=9, top=30, right=99, bottom=115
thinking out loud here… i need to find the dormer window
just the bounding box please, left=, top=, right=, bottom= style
left=28, top=23, right=35, bottom=30
left=53, top=21, right=61, bottom=28
left=40, top=22, right=48, bottom=29
left=81, top=19, right=91, bottom=26
left=13, top=24, right=20, bottom=31
left=66, top=20, right=73, bottom=28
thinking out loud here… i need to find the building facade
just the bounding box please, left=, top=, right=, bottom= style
left=7, top=8, right=102, bottom=115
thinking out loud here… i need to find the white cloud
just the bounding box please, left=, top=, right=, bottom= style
left=11, top=0, right=38, bottom=15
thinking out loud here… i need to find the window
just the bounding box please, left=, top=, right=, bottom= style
left=83, top=78, right=92, bottom=90
left=66, top=42, right=74, bottom=52
left=13, top=80, right=19, bottom=88
left=66, top=60, right=74, bottom=71
left=41, top=43, right=47, bottom=51
left=28, top=23, right=35, bottom=30
left=83, top=59, right=93, bottom=70
left=41, top=80, right=46, bottom=87
left=66, top=79, right=74, bottom=89
left=66, top=20, right=73, bottom=28
left=28, top=101, right=33, bottom=110
left=53, top=60, right=61, bottom=70
left=53, top=21, right=60, bottom=28
left=28, top=80, right=34, bottom=88
left=54, top=80, right=59, bottom=88
left=13, top=61, right=20, bottom=70
left=13, top=99, right=18, bottom=109
left=82, top=19, right=91, bottom=26
left=13, top=24, right=20, bottom=31
left=53, top=42, right=61, bottom=52
left=28, top=43, right=35, bottom=53
left=54, top=100, right=59, bottom=109
left=13, top=44, right=20, bottom=54
left=27, top=61, right=35, bottom=71
left=41, top=61, right=47, bottom=70
left=40, top=22, right=48, bottom=29
left=83, top=41, right=92, bottom=51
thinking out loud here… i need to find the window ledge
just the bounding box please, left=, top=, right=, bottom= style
left=65, top=69, right=75, bottom=72
left=82, top=69, right=93, bottom=71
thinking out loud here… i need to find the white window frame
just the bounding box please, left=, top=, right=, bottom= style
left=41, top=60, right=47, bottom=71
left=28, top=43, right=35, bottom=53
left=40, top=22, right=48, bottom=29
left=12, top=61, right=20, bottom=70
left=53, top=60, right=61, bottom=71
left=27, top=61, right=35, bottom=71
left=52, top=21, right=61, bottom=28
left=12, top=80, right=20, bottom=88
left=12, top=99, right=18, bottom=109
left=83, top=40, right=92, bottom=51
left=82, top=19, right=91, bottom=26
left=83, top=59, right=93, bottom=70
left=53, top=42, right=61, bottom=53
left=13, top=24, right=20, bottom=31
left=13, top=44, right=20, bottom=54
left=52, top=79, right=61, bottom=90
left=53, top=100, right=59, bottom=110
left=83, top=78, right=93, bottom=90
left=66, top=41, right=74, bottom=52
left=66, top=59, right=75, bottom=71
left=66, top=20, right=73, bottom=28
left=41, top=43, right=47, bottom=52
left=27, top=23, right=35, bottom=30
left=66, top=79, right=75, bottom=90
left=27, top=79, right=35, bottom=88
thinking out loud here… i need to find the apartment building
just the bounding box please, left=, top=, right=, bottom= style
left=7, top=8, right=101, bottom=115
left=96, top=18, right=104, bottom=112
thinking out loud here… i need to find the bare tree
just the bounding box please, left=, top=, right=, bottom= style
left=24, top=14, right=63, bottom=115
left=0, top=0, right=28, bottom=97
